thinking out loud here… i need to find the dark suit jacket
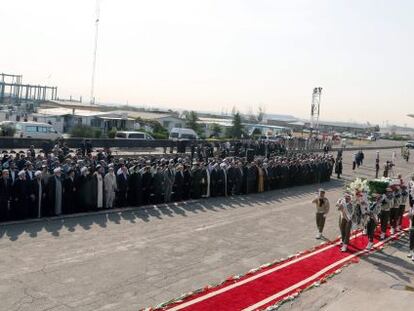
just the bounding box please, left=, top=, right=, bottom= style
left=0, top=177, right=12, bottom=220
left=117, top=173, right=129, bottom=192
left=12, top=178, right=30, bottom=219
left=45, top=176, right=63, bottom=216
left=8, top=169, right=18, bottom=185
left=63, top=177, right=76, bottom=213
left=0, top=177, right=11, bottom=200
left=174, top=171, right=184, bottom=200
left=26, top=171, right=35, bottom=182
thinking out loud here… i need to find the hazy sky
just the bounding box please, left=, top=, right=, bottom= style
left=1, top=0, right=414, bottom=125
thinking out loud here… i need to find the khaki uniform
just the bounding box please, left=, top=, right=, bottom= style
left=380, top=194, right=393, bottom=234
left=337, top=198, right=354, bottom=245
left=313, top=197, right=330, bottom=233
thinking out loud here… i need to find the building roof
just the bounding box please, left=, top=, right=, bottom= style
left=46, top=100, right=101, bottom=109
left=36, top=107, right=132, bottom=120
left=107, top=110, right=180, bottom=120
left=263, top=114, right=299, bottom=122
left=246, top=124, right=291, bottom=130
left=98, top=116, right=135, bottom=121
left=36, top=107, right=107, bottom=117
left=36, top=107, right=186, bottom=123
left=198, top=117, right=233, bottom=127
left=315, top=120, right=376, bottom=129
left=288, top=121, right=306, bottom=126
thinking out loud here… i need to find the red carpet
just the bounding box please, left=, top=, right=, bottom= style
left=147, top=215, right=410, bottom=311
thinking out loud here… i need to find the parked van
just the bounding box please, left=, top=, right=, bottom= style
left=14, top=122, right=62, bottom=140
left=169, top=128, right=199, bottom=140
left=405, top=141, right=414, bottom=149
left=115, top=131, right=154, bottom=140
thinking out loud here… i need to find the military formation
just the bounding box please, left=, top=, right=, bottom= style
left=312, top=174, right=414, bottom=260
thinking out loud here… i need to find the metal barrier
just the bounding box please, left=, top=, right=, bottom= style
left=0, top=137, right=178, bottom=149
left=0, top=137, right=403, bottom=152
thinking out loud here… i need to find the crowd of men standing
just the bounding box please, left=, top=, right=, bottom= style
left=0, top=143, right=334, bottom=222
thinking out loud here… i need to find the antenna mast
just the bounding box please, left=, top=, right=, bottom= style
left=90, top=0, right=101, bottom=104
left=310, top=87, right=322, bottom=134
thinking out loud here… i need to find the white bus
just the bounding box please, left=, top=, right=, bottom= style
left=14, top=121, right=62, bottom=140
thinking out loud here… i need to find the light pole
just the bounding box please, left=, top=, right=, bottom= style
left=90, top=0, right=101, bottom=104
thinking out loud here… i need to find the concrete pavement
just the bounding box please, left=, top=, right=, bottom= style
left=0, top=148, right=412, bottom=311
left=278, top=236, right=414, bottom=311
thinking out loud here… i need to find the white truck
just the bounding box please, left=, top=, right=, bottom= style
left=169, top=128, right=199, bottom=140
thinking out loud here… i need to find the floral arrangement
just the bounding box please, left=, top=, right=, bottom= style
left=346, top=177, right=402, bottom=203
left=367, top=177, right=392, bottom=195
left=347, top=178, right=369, bottom=194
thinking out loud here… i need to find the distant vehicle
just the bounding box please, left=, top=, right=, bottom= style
left=357, top=133, right=368, bottom=139
left=342, top=132, right=357, bottom=139
left=367, top=134, right=377, bottom=141
left=115, top=131, right=154, bottom=140
left=169, top=128, right=199, bottom=140
left=0, top=121, right=15, bottom=127
left=259, top=135, right=283, bottom=142
left=405, top=141, right=414, bottom=149
left=14, top=121, right=62, bottom=140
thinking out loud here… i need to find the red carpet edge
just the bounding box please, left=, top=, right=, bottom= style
left=142, top=214, right=410, bottom=311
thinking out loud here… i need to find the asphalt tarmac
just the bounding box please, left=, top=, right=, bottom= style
left=0, top=147, right=412, bottom=311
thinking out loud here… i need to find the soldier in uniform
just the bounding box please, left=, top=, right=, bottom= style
left=335, top=156, right=343, bottom=179
left=337, top=193, right=354, bottom=252
left=312, top=189, right=330, bottom=239
left=365, top=193, right=381, bottom=250
left=408, top=193, right=414, bottom=261
left=390, top=186, right=401, bottom=235
left=399, top=185, right=408, bottom=230
left=380, top=188, right=394, bottom=240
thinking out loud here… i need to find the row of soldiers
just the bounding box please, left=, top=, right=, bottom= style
left=0, top=151, right=334, bottom=222
left=313, top=175, right=414, bottom=258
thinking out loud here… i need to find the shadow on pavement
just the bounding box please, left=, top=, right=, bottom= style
left=0, top=178, right=345, bottom=241
left=360, top=236, right=414, bottom=284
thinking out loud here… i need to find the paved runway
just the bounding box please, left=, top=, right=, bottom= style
left=0, top=147, right=412, bottom=311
